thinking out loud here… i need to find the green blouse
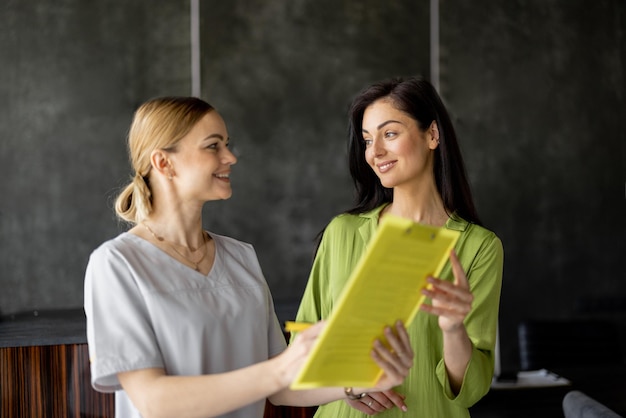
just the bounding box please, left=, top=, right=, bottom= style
left=294, top=205, right=504, bottom=417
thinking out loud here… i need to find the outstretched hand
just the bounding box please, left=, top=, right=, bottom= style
left=420, top=250, right=473, bottom=332
left=274, top=321, right=326, bottom=387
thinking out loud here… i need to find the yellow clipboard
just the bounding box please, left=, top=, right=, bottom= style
left=290, top=214, right=460, bottom=389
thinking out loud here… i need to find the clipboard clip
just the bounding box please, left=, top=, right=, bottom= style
left=404, top=227, right=436, bottom=241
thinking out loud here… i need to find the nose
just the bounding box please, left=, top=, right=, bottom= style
left=222, top=146, right=237, bottom=165
left=371, top=137, right=385, bottom=157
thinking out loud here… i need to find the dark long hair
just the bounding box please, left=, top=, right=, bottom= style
left=346, top=76, right=481, bottom=225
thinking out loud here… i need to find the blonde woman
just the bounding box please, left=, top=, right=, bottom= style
left=84, top=96, right=414, bottom=418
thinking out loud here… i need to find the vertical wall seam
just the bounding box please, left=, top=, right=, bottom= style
left=430, top=0, right=440, bottom=92
left=190, top=0, right=201, bottom=97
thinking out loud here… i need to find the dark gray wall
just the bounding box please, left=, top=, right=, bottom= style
left=197, top=0, right=430, bottom=306
left=1, top=1, right=192, bottom=312
left=441, top=0, right=626, bottom=369
left=1, top=0, right=624, bottom=374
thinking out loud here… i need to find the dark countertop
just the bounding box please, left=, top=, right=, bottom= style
left=0, top=308, right=87, bottom=348
left=470, top=365, right=626, bottom=418
left=0, top=302, right=300, bottom=349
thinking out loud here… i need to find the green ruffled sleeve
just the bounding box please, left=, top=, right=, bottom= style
left=436, top=232, right=504, bottom=407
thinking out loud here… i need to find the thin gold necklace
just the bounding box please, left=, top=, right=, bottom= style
left=142, top=223, right=209, bottom=271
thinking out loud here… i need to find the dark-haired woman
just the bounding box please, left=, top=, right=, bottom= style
left=293, top=76, right=504, bottom=417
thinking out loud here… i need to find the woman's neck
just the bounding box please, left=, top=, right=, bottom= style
left=383, top=182, right=449, bottom=227
left=142, top=210, right=205, bottom=249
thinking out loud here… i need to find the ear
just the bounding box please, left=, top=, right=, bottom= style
left=427, top=121, right=440, bottom=150
left=150, top=149, right=174, bottom=179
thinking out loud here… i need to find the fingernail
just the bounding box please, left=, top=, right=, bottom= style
left=402, top=406, right=408, bottom=412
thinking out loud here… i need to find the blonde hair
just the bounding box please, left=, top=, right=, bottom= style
left=115, top=97, right=214, bottom=224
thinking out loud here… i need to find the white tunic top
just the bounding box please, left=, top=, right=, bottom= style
left=84, top=231, right=287, bottom=418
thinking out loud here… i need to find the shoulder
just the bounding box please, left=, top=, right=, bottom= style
left=209, top=232, right=259, bottom=262
left=88, top=232, right=140, bottom=263
left=209, top=232, right=255, bottom=252
left=210, top=232, right=253, bottom=250
left=447, top=218, right=504, bottom=279
left=320, top=214, right=367, bottom=249
left=447, top=217, right=502, bottom=250
left=209, top=232, right=270, bottom=288
left=326, top=212, right=365, bottom=232
left=324, top=206, right=381, bottom=235
left=84, top=233, right=147, bottom=293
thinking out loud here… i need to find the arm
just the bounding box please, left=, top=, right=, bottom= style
left=423, top=235, right=504, bottom=405
left=119, top=320, right=413, bottom=418
left=118, top=321, right=326, bottom=418
left=420, top=250, right=474, bottom=393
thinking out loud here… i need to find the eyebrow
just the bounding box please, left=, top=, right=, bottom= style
left=201, top=133, right=226, bottom=141
left=362, top=120, right=404, bottom=134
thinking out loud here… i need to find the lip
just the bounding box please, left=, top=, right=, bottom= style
left=376, top=160, right=397, bottom=173
left=213, top=172, right=231, bottom=181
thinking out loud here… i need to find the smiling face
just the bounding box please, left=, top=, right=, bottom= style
left=361, top=99, right=438, bottom=190
left=166, top=110, right=237, bottom=202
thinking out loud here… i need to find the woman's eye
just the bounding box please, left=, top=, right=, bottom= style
left=363, top=138, right=373, bottom=147
left=206, top=143, right=218, bottom=150
left=384, top=131, right=396, bottom=138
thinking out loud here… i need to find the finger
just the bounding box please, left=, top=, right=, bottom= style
left=425, top=278, right=473, bottom=306
left=394, top=320, right=412, bottom=350
left=371, top=340, right=401, bottom=379
left=371, top=340, right=408, bottom=383
left=424, top=288, right=473, bottom=313
left=363, top=394, right=395, bottom=413
left=294, top=320, right=326, bottom=342
left=385, top=322, right=414, bottom=366
left=378, top=328, right=413, bottom=369
left=450, top=250, right=469, bottom=290
left=366, top=391, right=400, bottom=410
left=375, top=389, right=407, bottom=411
left=422, top=286, right=471, bottom=315
left=426, top=276, right=473, bottom=300
left=420, top=303, right=468, bottom=320
left=361, top=395, right=381, bottom=413
left=344, top=399, right=375, bottom=415
left=371, top=338, right=395, bottom=365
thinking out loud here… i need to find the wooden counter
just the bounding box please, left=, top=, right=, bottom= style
left=0, top=308, right=315, bottom=418
left=0, top=309, right=114, bottom=417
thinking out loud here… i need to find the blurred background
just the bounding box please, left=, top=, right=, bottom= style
left=1, top=0, right=624, bottom=375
